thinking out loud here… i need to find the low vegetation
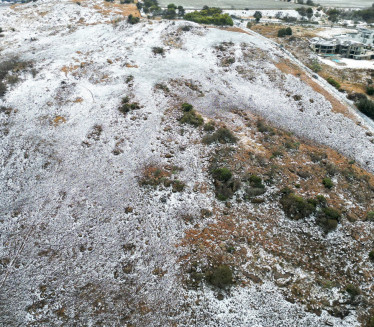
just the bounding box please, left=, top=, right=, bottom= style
left=211, top=166, right=240, bottom=201
left=345, top=284, right=360, bottom=299
left=0, top=57, right=33, bottom=98
left=202, top=127, right=237, bottom=144
left=184, top=6, right=233, bottom=26
left=316, top=207, right=341, bottom=232
left=322, top=177, right=334, bottom=189
left=179, top=103, right=203, bottom=127
left=277, top=27, right=292, bottom=38
left=356, top=98, right=374, bottom=120
left=205, top=265, right=233, bottom=288
left=280, top=191, right=316, bottom=220
left=139, top=164, right=185, bottom=192
left=152, top=47, right=164, bottom=55
left=118, top=96, right=140, bottom=115
left=127, top=14, right=140, bottom=24
left=326, top=77, right=341, bottom=90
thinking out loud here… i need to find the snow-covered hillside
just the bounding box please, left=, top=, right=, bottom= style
left=0, top=1, right=373, bottom=326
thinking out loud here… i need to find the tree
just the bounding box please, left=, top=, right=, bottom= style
left=307, top=7, right=313, bottom=19
left=163, top=7, right=176, bottom=19
left=177, top=5, right=185, bottom=16
left=285, top=27, right=292, bottom=35
left=254, top=11, right=262, bottom=23
left=297, top=7, right=307, bottom=17
left=278, top=29, right=287, bottom=37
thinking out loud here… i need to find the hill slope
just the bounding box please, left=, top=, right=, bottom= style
left=0, top=1, right=373, bottom=326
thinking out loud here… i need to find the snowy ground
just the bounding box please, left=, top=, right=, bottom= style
left=316, top=27, right=358, bottom=38
left=320, top=56, right=374, bottom=69
left=0, top=0, right=373, bottom=326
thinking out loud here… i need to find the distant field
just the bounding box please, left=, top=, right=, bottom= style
left=158, top=0, right=372, bottom=9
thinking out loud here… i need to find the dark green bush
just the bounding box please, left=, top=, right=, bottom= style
left=368, top=316, right=374, bottom=327
left=214, top=178, right=240, bottom=201
left=369, top=250, right=374, bottom=261
left=212, top=167, right=232, bottom=182
left=181, top=25, right=192, bottom=31
left=356, top=98, right=374, bottom=120
left=317, top=207, right=341, bottom=232
left=181, top=103, right=193, bottom=112
left=128, top=14, right=140, bottom=24
left=316, top=194, right=327, bottom=205
left=367, top=211, right=374, bottom=221
left=205, top=265, right=233, bottom=288
left=345, top=284, right=360, bottom=299
left=179, top=110, right=203, bottom=127
left=249, top=174, right=264, bottom=188
left=327, top=77, right=341, bottom=89
left=366, top=86, right=374, bottom=96
left=322, top=177, right=334, bottom=189
left=152, top=47, right=164, bottom=55
left=0, top=81, right=6, bottom=98
left=280, top=193, right=316, bottom=220
left=202, top=128, right=237, bottom=144
left=278, top=27, right=292, bottom=37
left=118, top=96, right=140, bottom=114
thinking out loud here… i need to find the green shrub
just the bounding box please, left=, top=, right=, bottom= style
left=345, top=284, right=360, bottom=299
left=368, top=316, right=374, bottom=327
left=246, top=22, right=252, bottom=28
left=278, top=27, right=292, bottom=37
left=310, top=59, right=322, bottom=73
left=181, top=25, right=192, bottom=31
left=0, top=81, right=6, bottom=98
left=214, top=178, right=240, bottom=201
left=212, top=167, right=232, bottom=182
left=118, top=96, right=140, bottom=114
left=366, top=86, right=374, bottom=96
left=356, top=98, right=374, bottom=120
left=367, top=211, right=374, bottom=221
left=155, top=83, right=170, bottom=92
left=205, top=265, right=233, bottom=288
left=172, top=180, right=185, bottom=192
left=179, top=110, right=203, bottom=127
left=181, top=103, right=193, bottom=112
left=327, top=77, right=341, bottom=89
left=202, top=128, right=237, bottom=144
left=316, top=194, right=327, bottom=205
left=369, top=250, right=374, bottom=261
left=249, top=174, right=264, bottom=188
left=152, top=47, right=164, bottom=55
left=322, top=177, right=334, bottom=189
left=203, top=122, right=215, bottom=132
left=317, top=207, right=341, bottom=232
left=280, top=193, right=316, bottom=220
left=254, top=11, right=262, bottom=23
left=128, top=14, right=140, bottom=24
